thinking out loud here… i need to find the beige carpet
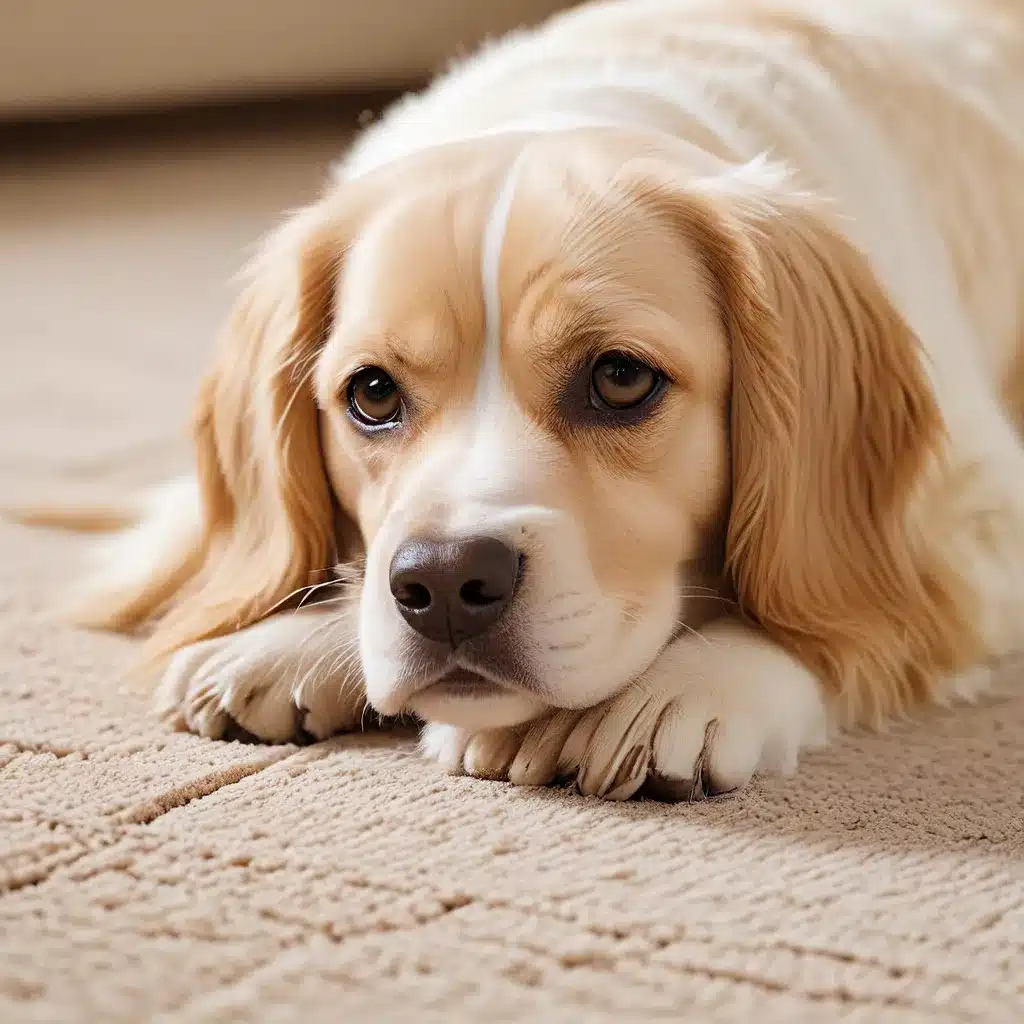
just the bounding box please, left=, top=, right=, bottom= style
left=1, top=109, right=1022, bottom=1024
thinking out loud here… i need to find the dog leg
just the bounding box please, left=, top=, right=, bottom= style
left=154, top=601, right=365, bottom=743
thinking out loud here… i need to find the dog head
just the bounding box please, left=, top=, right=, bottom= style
left=153, top=128, right=948, bottom=731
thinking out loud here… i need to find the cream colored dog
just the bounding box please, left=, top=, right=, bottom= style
left=47, top=0, right=1024, bottom=800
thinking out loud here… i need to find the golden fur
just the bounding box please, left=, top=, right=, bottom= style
left=24, top=0, right=1024, bottom=798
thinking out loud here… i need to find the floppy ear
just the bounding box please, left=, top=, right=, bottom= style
left=636, top=162, right=975, bottom=718
left=142, top=200, right=353, bottom=660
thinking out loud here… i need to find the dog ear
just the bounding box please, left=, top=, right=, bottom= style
left=141, top=199, right=356, bottom=660
left=631, top=159, right=974, bottom=719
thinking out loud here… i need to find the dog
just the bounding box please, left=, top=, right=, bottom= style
left=32, top=0, right=1024, bottom=800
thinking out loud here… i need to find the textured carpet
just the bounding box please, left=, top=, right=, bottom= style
left=1, top=111, right=1022, bottom=1023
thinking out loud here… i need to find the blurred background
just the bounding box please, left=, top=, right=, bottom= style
left=0, top=1, right=574, bottom=118
left=0, top=1, right=573, bottom=502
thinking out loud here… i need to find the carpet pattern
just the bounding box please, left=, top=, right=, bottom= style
left=1, top=114, right=1021, bottom=1022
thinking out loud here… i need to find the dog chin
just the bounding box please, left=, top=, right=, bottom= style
left=406, top=687, right=549, bottom=731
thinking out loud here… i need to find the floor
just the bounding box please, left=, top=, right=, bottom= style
left=1, top=105, right=1022, bottom=1022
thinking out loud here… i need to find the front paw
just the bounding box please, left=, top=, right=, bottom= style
left=564, top=681, right=755, bottom=801
left=424, top=620, right=829, bottom=801
left=422, top=702, right=675, bottom=801
left=419, top=716, right=579, bottom=785
left=154, top=616, right=365, bottom=743
left=571, top=621, right=829, bottom=800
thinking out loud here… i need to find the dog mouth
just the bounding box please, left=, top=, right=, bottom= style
left=381, top=653, right=552, bottom=729
left=417, top=667, right=510, bottom=701
left=404, top=664, right=547, bottom=730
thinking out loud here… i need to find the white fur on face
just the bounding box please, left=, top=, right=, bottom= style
left=355, top=158, right=682, bottom=730
left=477, top=155, right=522, bottom=409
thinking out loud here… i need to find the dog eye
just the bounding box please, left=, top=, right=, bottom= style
left=590, top=352, right=662, bottom=411
left=347, top=366, right=402, bottom=427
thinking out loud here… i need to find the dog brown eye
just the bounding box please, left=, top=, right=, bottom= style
left=347, top=366, right=402, bottom=426
left=590, top=352, right=661, bottom=410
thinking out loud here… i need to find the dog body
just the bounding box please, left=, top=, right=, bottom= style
left=62, top=0, right=1024, bottom=798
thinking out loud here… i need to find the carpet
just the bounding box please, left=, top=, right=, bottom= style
left=1, top=109, right=1021, bottom=1023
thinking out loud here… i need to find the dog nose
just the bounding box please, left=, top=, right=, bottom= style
left=389, top=536, right=520, bottom=645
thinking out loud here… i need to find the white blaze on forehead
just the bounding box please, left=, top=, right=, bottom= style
left=476, top=156, right=525, bottom=410
left=440, top=153, right=537, bottom=514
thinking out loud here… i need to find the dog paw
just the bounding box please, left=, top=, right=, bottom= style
left=418, top=722, right=473, bottom=772
left=154, top=613, right=365, bottom=743
left=421, top=619, right=829, bottom=801
left=566, top=620, right=830, bottom=800
left=419, top=720, right=549, bottom=781
left=566, top=683, right=751, bottom=802
left=418, top=712, right=582, bottom=787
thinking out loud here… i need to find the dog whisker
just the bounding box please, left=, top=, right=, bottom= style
left=295, top=579, right=345, bottom=610
left=672, top=619, right=711, bottom=645
left=679, top=590, right=738, bottom=608
left=259, top=576, right=346, bottom=618
left=294, top=594, right=352, bottom=614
